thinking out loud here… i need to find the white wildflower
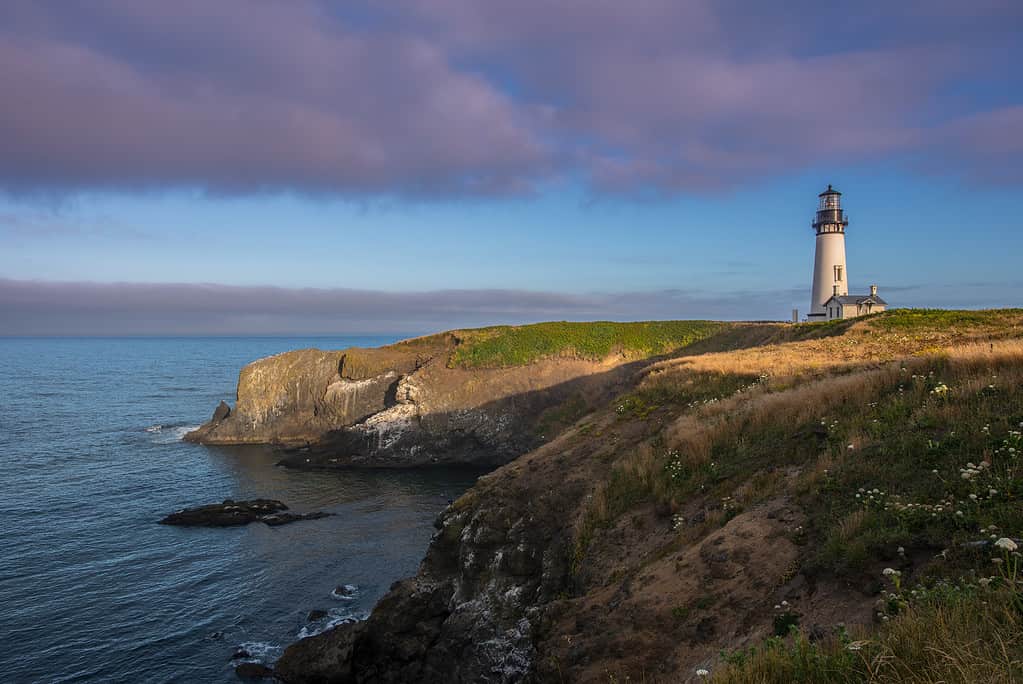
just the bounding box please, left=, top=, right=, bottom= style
left=994, top=538, right=1018, bottom=552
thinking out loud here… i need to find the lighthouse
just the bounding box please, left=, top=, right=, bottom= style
left=807, top=185, right=887, bottom=321
left=808, top=185, right=849, bottom=319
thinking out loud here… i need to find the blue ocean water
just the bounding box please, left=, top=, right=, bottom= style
left=0, top=337, right=481, bottom=683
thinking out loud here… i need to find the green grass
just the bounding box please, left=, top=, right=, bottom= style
left=448, top=320, right=725, bottom=368
left=713, top=580, right=1023, bottom=683
left=803, top=366, right=1023, bottom=577
left=867, top=308, right=1023, bottom=332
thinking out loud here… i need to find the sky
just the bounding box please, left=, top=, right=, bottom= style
left=1, top=1, right=1021, bottom=335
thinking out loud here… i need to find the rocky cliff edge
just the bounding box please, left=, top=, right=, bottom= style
left=184, top=328, right=659, bottom=468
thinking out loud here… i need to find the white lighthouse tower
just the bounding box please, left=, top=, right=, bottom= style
left=808, top=185, right=849, bottom=320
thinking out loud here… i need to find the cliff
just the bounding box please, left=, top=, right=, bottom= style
left=185, top=321, right=724, bottom=468
left=270, top=309, right=1023, bottom=682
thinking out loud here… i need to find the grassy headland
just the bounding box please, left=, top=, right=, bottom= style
left=270, top=309, right=1023, bottom=682
left=553, top=308, right=1023, bottom=681
left=448, top=320, right=726, bottom=368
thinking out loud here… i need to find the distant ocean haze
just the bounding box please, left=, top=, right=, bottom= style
left=0, top=336, right=480, bottom=683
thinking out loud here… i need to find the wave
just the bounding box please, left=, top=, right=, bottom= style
left=235, top=641, right=282, bottom=663
left=144, top=423, right=201, bottom=444
left=330, top=584, right=359, bottom=601
left=295, top=611, right=367, bottom=640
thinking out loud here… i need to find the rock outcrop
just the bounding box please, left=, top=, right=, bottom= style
left=185, top=334, right=638, bottom=469
left=274, top=448, right=581, bottom=682
left=159, top=499, right=332, bottom=527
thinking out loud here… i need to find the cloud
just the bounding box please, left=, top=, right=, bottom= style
left=2, top=278, right=1017, bottom=336
left=0, top=1, right=548, bottom=197
left=0, top=1, right=1020, bottom=196
left=0, top=278, right=811, bottom=335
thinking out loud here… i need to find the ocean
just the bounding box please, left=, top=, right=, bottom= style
left=0, top=336, right=481, bottom=683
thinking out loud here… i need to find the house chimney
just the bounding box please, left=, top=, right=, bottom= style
left=870, top=284, right=878, bottom=297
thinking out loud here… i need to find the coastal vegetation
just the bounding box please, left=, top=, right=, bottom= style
left=566, top=309, right=1023, bottom=681
left=447, top=320, right=725, bottom=368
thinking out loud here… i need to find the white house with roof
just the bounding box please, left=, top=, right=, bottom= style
left=806, top=185, right=888, bottom=321
left=823, top=285, right=888, bottom=320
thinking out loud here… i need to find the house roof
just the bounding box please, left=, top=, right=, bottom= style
left=827, top=294, right=888, bottom=307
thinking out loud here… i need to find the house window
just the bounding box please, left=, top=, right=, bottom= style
left=834, top=265, right=844, bottom=282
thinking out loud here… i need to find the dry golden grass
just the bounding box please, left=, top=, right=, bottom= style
left=662, top=335, right=1023, bottom=453
left=595, top=328, right=1023, bottom=522
left=649, top=317, right=1023, bottom=384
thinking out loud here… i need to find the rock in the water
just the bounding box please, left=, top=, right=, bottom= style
left=160, top=499, right=287, bottom=526
left=331, top=584, right=357, bottom=600
left=307, top=609, right=329, bottom=622
left=212, top=400, right=232, bottom=422
left=261, top=511, right=332, bottom=527
left=230, top=648, right=252, bottom=661
left=234, top=661, right=275, bottom=680
left=159, top=499, right=332, bottom=528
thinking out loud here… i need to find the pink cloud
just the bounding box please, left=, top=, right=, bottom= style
left=0, top=0, right=1019, bottom=196
left=0, top=1, right=548, bottom=195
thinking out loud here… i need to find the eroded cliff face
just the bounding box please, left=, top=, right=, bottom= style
left=275, top=433, right=591, bottom=683
left=185, top=335, right=637, bottom=469
left=271, top=403, right=824, bottom=684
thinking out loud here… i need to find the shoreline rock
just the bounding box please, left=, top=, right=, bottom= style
left=159, top=499, right=333, bottom=527
left=234, top=661, right=276, bottom=680
left=274, top=620, right=364, bottom=684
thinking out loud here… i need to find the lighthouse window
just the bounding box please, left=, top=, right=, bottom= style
left=834, top=265, right=844, bottom=282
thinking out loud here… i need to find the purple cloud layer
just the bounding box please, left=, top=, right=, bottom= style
left=2, top=278, right=1017, bottom=336
left=0, top=1, right=1020, bottom=196
left=0, top=278, right=803, bottom=335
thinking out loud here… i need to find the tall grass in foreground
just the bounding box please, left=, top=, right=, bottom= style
left=713, top=578, right=1022, bottom=683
